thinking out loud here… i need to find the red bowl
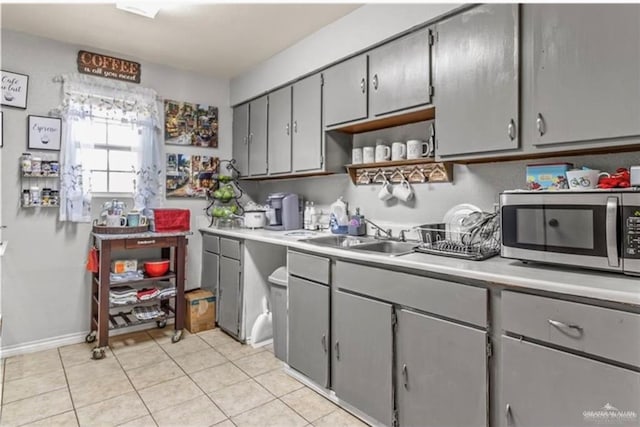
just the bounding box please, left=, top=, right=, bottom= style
left=144, top=260, right=170, bottom=277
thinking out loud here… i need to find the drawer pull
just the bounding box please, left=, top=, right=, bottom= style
left=548, top=319, right=583, bottom=333
left=335, top=341, right=340, bottom=360
left=321, top=334, right=327, bottom=353
left=505, top=404, right=512, bottom=427
left=136, top=240, right=156, bottom=245
left=402, top=364, right=408, bottom=390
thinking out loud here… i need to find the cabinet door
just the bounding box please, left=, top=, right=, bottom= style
left=531, top=5, right=640, bottom=146
left=288, top=276, right=329, bottom=387
left=270, top=284, right=288, bottom=362
left=333, top=290, right=393, bottom=426
left=369, top=28, right=432, bottom=116
left=323, top=55, right=368, bottom=127
left=232, top=104, right=249, bottom=177
left=248, top=96, right=268, bottom=176
left=396, top=309, right=487, bottom=427
left=268, top=86, right=292, bottom=175
left=201, top=251, right=219, bottom=296
left=435, top=4, right=519, bottom=157
left=218, top=256, right=241, bottom=337
left=292, top=74, right=323, bottom=172
left=501, top=336, right=640, bottom=427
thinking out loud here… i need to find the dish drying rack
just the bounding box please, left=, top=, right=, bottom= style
left=414, top=213, right=501, bottom=261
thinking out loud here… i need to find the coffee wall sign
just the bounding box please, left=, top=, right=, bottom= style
left=77, top=50, right=141, bottom=84
left=1, top=70, right=29, bottom=109
left=28, top=115, right=62, bottom=151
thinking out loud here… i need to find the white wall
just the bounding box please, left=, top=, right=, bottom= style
left=0, top=30, right=231, bottom=350
left=230, top=3, right=461, bottom=105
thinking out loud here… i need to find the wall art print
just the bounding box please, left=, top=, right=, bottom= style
left=164, top=99, right=218, bottom=147
left=1, top=70, right=29, bottom=109
left=28, top=115, right=62, bottom=151
left=166, top=153, right=219, bottom=198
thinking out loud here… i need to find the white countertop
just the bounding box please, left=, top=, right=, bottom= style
left=200, top=227, right=640, bottom=308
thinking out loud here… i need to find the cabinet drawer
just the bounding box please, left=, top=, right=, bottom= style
left=220, top=238, right=241, bottom=260
left=334, top=261, right=487, bottom=327
left=202, top=234, right=219, bottom=254
left=124, top=236, right=177, bottom=249
left=288, top=251, right=330, bottom=284
left=502, top=291, right=640, bottom=367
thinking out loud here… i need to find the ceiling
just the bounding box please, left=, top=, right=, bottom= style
left=0, top=3, right=361, bottom=79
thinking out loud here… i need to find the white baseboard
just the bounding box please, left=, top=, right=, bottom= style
left=0, top=331, right=87, bottom=359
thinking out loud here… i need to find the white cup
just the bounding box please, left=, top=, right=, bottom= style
left=391, top=142, right=407, bottom=161
left=407, top=139, right=433, bottom=159
left=392, top=179, right=414, bottom=202
left=566, top=169, right=609, bottom=190
left=375, top=144, right=391, bottom=162
left=363, top=147, right=375, bottom=164
left=378, top=181, right=394, bottom=201
left=106, top=213, right=126, bottom=227
left=352, top=148, right=363, bottom=164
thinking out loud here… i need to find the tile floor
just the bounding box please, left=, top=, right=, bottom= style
left=0, top=328, right=369, bottom=427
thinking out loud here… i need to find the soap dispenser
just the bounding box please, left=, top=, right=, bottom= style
left=348, top=208, right=366, bottom=236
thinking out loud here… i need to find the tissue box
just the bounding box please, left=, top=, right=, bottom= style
left=526, top=163, right=573, bottom=190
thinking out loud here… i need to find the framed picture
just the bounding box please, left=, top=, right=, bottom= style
left=165, top=153, right=219, bottom=198
left=0, top=112, right=3, bottom=148
left=164, top=99, right=218, bottom=148
left=1, top=70, right=29, bottom=109
left=28, top=115, right=62, bottom=151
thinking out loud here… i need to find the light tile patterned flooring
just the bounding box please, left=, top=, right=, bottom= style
left=0, top=329, right=369, bottom=427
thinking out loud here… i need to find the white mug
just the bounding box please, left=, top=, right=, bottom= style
left=391, top=142, right=407, bottom=161
left=378, top=181, right=394, bottom=201
left=407, top=139, right=432, bottom=159
left=375, top=144, right=391, bottom=162
left=352, top=148, right=363, bottom=164
left=566, top=169, right=609, bottom=190
left=393, top=179, right=414, bottom=202
left=363, top=146, right=375, bottom=164
left=106, top=213, right=126, bottom=227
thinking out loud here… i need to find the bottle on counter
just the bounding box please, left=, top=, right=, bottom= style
left=308, top=202, right=318, bottom=230
left=303, top=201, right=311, bottom=230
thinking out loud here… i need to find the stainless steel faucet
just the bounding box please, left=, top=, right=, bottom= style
left=365, top=219, right=392, bottom=239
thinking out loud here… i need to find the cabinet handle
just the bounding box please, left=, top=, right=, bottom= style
left=136, top=240, right=156, bottom=245
left=243, top=136, right=248, bottom=146
left=508, top=119, right=516, bottom=141
left=548, top=319, right=583, bottom=333
left=505, top=404, right=512, bottom=427
left=334, top=341, right=340, bottom=360
left=321, top=334, right=327, bottom=353
left=293, top=121, right=298, bottom=133
left=285, top=123, right=290, bottom=136
left=402, top=364, right=408, bottom=390
left=536, top=113, right=546, bottom=137
left=249, top=133, right=254, bottom=143
left=360, top=78, right=366, bottom=93
left=373, top=74, right=379, bottom=90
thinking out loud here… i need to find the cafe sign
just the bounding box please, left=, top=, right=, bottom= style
left=77, top=50, right=141, bottom=84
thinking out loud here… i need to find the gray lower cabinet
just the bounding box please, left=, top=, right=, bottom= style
left=332, top=290, right=393, bottom=426
left=435, top=4, right=519, bottom=158
left=531, top=5, right=640, bottom=147
left=268, top=86, right=292, bottom=175
left=396, top=308, right=487, bottom=427
left=369, top=27, right=432, bottom=117
left=323, top=55, right=368, bottom=127
left=248, top=96, right=268, bottom=176
left=501, top=336, right=640, bottom=427
left=270, top=282, right=287, bottom=362
left=292, top=74, right=323, bottom=173
left=201, top=250, right=219, bottom=295
left=232, top=104, right=249, bottom=177
left=218, top=256, right=241, bottom=337
left=288, top=276, right=329, bottom=387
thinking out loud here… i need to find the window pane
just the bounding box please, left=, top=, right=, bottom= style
left=74, top=119, right=107, bottom=146
left=90, top=171, right=108, bottom=193
left=108, top=123, right=139, bottom=147
left=82, top=148, right=108, bottom=171
left=109, top=172, right=134, bottom=193
left=109, top=150, right=138, bottom=172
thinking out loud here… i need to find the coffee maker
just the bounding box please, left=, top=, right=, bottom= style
left=265, top=193, right=302, bottom=231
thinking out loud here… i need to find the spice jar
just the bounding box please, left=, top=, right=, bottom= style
left=50, top=190, right=59, bottom=206
left=21, top=153, right=32, bottom=175
left=50, top=161, right=60, bottom=175
left=42, top=161, right=52, bottom=175
left=22, top=189, right=31, bottom=207
left=30, top=186, right=40, bottom=205
left=41, top=188, right=51, bottom=206
left=31, top=157, right=42, bottom=175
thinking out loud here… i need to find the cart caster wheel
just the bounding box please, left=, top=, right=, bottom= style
left=85, top=332, right=97, bottom=344
left=156, top=320, right=167, bottom=329
left=171, top=330, right=183, bottom=343
left=91, top=348, right=105, bottom=360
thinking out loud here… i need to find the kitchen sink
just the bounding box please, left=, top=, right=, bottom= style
left=300, top=235, right=377, bottom=248
left=350, top=240, right=418, bottom=256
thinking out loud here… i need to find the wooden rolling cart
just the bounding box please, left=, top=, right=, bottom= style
left=87, top=231, right=190, bottom=360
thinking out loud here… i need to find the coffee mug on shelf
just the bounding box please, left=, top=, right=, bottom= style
left=352, top=147, right=363, bottom=164
left=393, top=179, right=414, bottom=202
left=363, top=146, right=375, bottom=164
left=407, top=139, right=433, bottom=159
left=391, top=142, right=407, bottom=161
left=375, top=144, right=391, bottom=162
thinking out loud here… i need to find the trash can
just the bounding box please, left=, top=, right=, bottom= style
left=268, top=266, right=288, bottom=362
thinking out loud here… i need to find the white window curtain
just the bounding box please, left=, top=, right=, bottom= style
left=53, top=74, right=163, bottom=222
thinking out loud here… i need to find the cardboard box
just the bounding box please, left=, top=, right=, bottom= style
left=185, top=289, right=216, bottom=333
left=526, top=162, right=573, bottom=190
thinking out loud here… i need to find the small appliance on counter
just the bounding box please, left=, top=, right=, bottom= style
left=242, top=202, right=268, bottom=229
left=265, top=193, right=303, bottom=231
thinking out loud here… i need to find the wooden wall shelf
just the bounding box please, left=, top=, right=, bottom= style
left=346, top=159, right=453, bottom=185
left=239, top=171, right=336, bottom=181
left=327, top=106, right=435, bottom=134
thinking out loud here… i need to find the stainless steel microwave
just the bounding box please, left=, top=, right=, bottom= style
left=500, top=190, right=640, bottom=275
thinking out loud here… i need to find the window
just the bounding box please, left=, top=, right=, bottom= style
left=74, top=117, right=140, bottom=193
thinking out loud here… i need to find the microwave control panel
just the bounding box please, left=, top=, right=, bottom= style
left=623, top=206, right=640, bottom=258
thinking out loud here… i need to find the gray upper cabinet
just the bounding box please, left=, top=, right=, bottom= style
left=292, top=74, right=323, bottom=172
left=218, top=255, right=241, bottom=337
left=323, top=55, right=368, bottom=127
left=531, top=5, right=640, bottom=146
left=268, top=87, right=292, bottom=175
left=435, top=4, right=519, bottom=157
left=369, top=28, right=432, bottom=117
left=232, top=104, right=249, bottom=177
left=396, top=309, right=487, bottom=427
left=332, top=290, right=393, bottom=426
left=501, top=336, right=640, bottom=427
left=248, top=96, right=268, bottom=176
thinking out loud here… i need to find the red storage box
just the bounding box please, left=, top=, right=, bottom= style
left=150, top=208, right=190, bottom=232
